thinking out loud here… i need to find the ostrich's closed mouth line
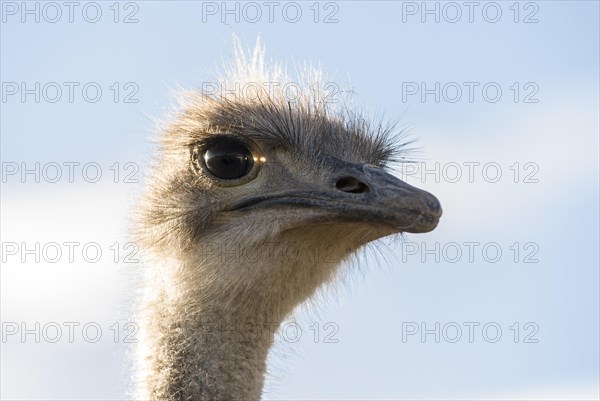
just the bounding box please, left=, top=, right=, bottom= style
left=227, top=194, right=440, bottom=231
left=227, top=193, right=340, bottom=211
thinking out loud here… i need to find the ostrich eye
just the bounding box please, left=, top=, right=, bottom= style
left=202, top=138, right=254, bottom=180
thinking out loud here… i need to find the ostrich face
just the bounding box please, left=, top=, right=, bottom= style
left=193, top=132, right=441, bottom=236
left=139, top=99, right=441, bottom=265
left=136, top=98, right=441, bottom=311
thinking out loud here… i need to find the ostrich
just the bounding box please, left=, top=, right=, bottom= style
left=134, top=38, right=441, bottom=400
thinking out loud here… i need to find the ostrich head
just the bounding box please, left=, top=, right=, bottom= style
left=135, top=38, right=441, bottom=400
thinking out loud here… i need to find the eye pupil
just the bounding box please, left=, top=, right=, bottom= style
left=202, top=138, right=254, bottom=180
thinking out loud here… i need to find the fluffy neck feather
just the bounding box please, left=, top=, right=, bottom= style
left=136, top=225, right=381, bottom=400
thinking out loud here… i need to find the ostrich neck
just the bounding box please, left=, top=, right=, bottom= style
left=138, top=226, right=367, bottom=400
left=143, top=300, right=274, bottom=400
left=145, top=268, right=279, bottom=401
left=139, top=255, right=300, bottom=401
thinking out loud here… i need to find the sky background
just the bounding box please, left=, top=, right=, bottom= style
left=1, top=1, right=599, bottom=400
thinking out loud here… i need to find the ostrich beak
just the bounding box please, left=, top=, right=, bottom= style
left=349, top=164, right=442, bottom=233
left=228, top=162, right=442, bottom=234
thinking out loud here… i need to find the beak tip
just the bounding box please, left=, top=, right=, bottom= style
left=422, top=193, right=442, bottom=231
left=402, top=192, right=442, bottom=234
left=425, top=195, right=443, bottom=218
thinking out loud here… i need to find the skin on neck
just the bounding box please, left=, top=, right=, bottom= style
left=141, top=300, right=273, bottom=400
left=136, top=224, right=385, bottom=401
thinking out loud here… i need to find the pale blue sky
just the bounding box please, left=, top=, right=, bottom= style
left=1, top=1, right=599, bottom=399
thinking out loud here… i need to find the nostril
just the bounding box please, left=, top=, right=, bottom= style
left=335, top=176, right=370, bottom=194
